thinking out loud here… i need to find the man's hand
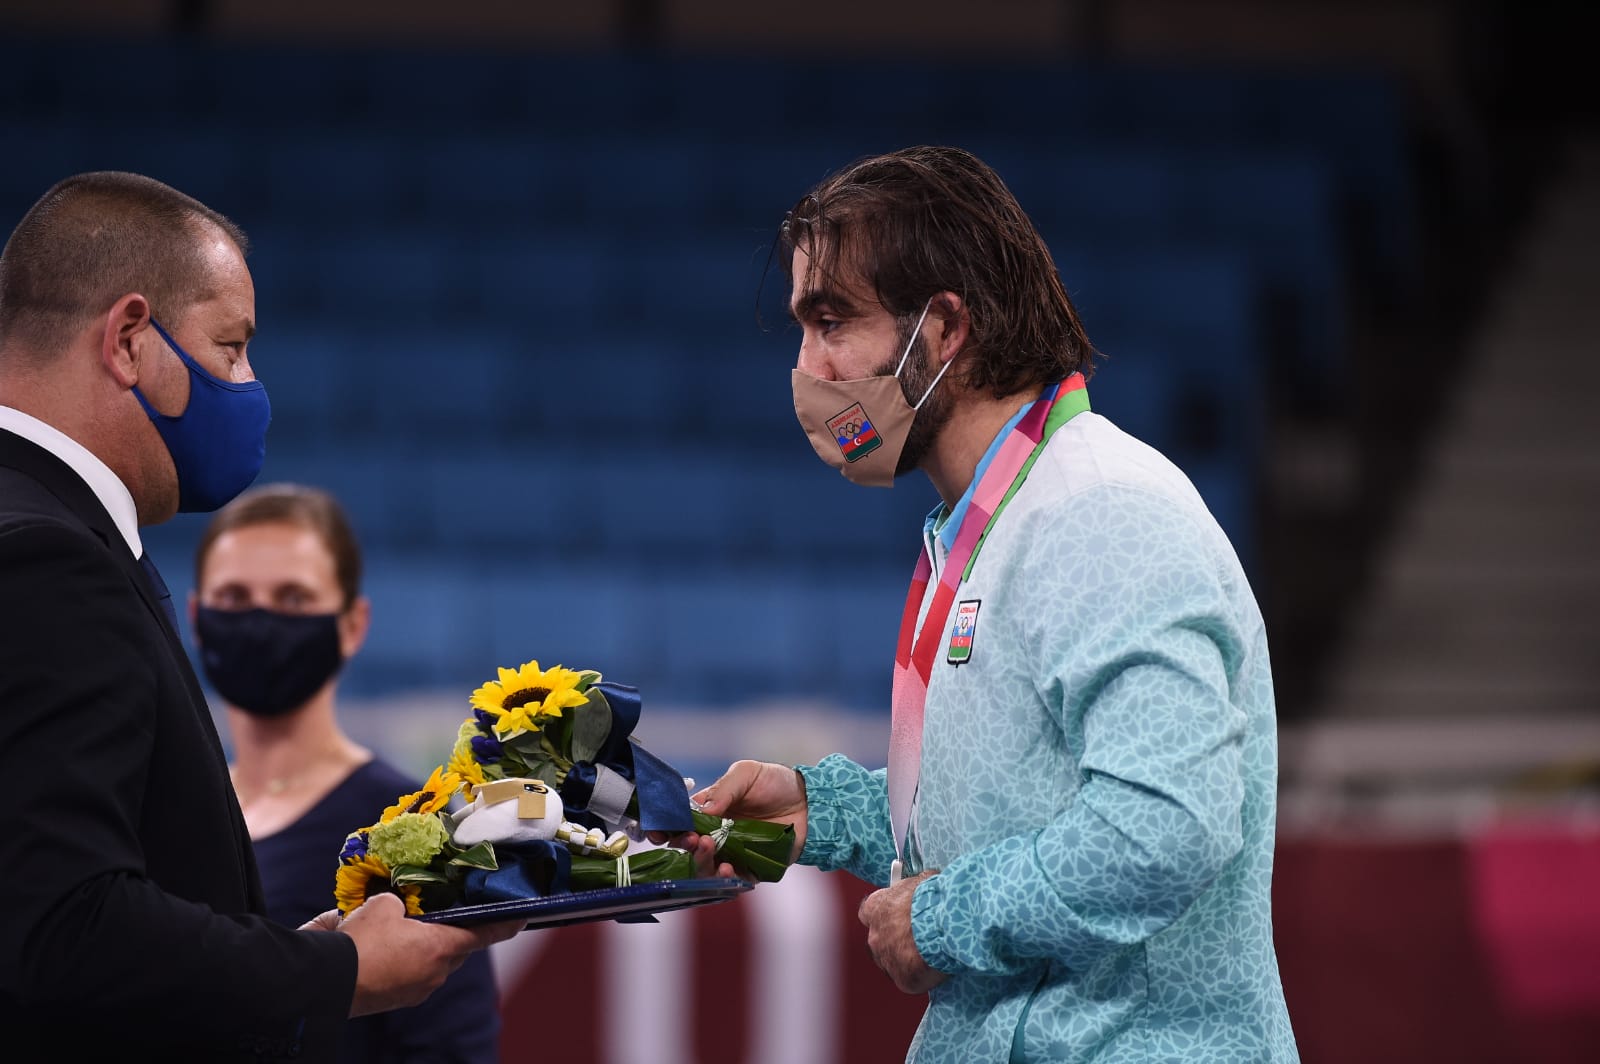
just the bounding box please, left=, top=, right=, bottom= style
left=331, top=892, right=524, bottom=1017
left=858, top=870, right=948, bottom=994
left=656, top=759, right=809, bottom=878
left=299, top=908, right=343, bottom=933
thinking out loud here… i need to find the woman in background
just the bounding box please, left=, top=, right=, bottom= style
left=191, top=483, right=501, bottom=1063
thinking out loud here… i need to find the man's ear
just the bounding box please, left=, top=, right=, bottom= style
left=929, top=291, right=970, bottom=366
left=100, top=293, right=154, bottom=388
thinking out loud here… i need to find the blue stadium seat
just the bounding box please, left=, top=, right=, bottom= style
left=258, top=130, right=423, bottom=226
left=0, top=36, right=1416, bottom=291
left=657, top=53, right=811, bottom=137
left=478, top=565, right=652, bottom=679
left=1085, top=350, right=1182, bottom=454
left=353, top=324, right=525, bottom=438
left=509, top=53, right=664, bottom=135
left=305, top=229, right=456, bottom=318
left=761, top=460, right=940, bottom=564
left=403, top=447, right=775, bottom=563
left=463, top=559, right=905, bottom=707
left=0, top=119, right=253, bottom=225
left=1167, top=147, right=1345, bottom=387
left=1181, top=460, right=1257, bottom=579
left=413, top=134, right=583, bottom=230
left=251, top=445, right=414, bottom=550
left=5, top=34, right=1393, bottom=700
left=195, top=42, right=361, bottom=127
left=1057, top=244, right=1266, bottom=457
left=0, top=36, right=186, bottom=122
left=465, top=230, right=624, bottom=325
left=516, top=333, right=686, bottom=438
left=576, top=135, right=724, bottom=231
left=348, top=560, right=494, bottom=692
left=402, top=449, right=600, bottom=556
left=997, top=144, right=1343, bottom=398
left=351, top=48, right=524, bottom=128
left=651, top=575, right=797, bottom=699
left=615, top=232, right=776, bottom=322
left=777, top=570, right=903, bottom=703
left=638, top=564, right=906, bottom=704
left=250, top=325, right=350, bottom=445
left=840, top=58, right=1415, bottom=297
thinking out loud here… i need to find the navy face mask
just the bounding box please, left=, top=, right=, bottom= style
left=133, top=319, right=271, bottom=512
left=196, top=607, right=344, bottom=717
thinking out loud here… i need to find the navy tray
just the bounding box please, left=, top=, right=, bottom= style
left=413, top=877, right=752, bottom=929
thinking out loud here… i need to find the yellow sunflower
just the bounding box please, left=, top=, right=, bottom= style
left=380, top=765, right=462, bottom=824
left=470, top=660, right=589, bottom=738
left=395, top=883, right=425, bottom=915
left=332, top=853, right=421, bottom=916
left=446, top=741, right=487, bottom=800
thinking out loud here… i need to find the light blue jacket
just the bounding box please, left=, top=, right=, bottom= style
left=798, top=405, right=1298, bottom=1062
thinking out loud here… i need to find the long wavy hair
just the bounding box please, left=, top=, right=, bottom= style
left=780, top=145, right=1096, bottom=397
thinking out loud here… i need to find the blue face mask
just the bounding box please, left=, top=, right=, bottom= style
left=132, top=319, right=271, bottom=512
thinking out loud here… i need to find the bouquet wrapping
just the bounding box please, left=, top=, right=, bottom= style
left=334, top=661, right=794, bottom=918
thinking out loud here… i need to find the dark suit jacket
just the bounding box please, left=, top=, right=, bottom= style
left=0, top=428, right=357, bottom=1061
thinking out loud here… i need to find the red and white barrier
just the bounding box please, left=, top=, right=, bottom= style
left=490, top=865, right=924, bottom=1063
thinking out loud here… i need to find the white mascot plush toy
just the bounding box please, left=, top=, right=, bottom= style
left=449, top=777, right=629, bottom=858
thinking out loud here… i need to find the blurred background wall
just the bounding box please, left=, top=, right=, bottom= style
left=2, top=0, right=1596, bottom=1060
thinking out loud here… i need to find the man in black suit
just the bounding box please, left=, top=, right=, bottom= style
left=0, top=173, right=517, bottom=1061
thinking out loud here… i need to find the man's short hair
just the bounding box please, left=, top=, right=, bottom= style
left=0, top=171, right=249, bottom=359
left=781, top=145, right=1096, bottom=397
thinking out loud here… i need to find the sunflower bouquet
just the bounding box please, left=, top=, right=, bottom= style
left=334, top=660, right=794, bottom=919
left=335, top=765, right=492, bottom=917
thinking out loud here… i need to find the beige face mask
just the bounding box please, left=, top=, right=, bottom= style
left=791, top=300, right=951, bottom=488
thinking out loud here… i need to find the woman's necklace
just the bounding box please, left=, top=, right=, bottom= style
left=231, top=748, right=347, bottom=806
left=261, top=770, right=310, bottom=796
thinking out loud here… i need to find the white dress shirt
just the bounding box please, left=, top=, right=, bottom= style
left=0, top=404, right=143, bottom=558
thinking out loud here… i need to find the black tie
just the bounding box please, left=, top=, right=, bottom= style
left=138, top=552, right=180, bottom=634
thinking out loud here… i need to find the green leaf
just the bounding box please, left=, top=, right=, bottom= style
left=690, top=810, right=796, bottom=883
left=570, top=687, right=613, bottom=763
left=496, top=749, right=532, bottom=779
left=550, top=711, right=575, bottom=758
left=505, top=734, right=570, bottom=787
left=392, top=864, right=454, bottom=886
left=567, top=847, right=698, bottom=890
left=448, top=841, right=500, bottom=871
left=533, top=760, right=565, bottom=791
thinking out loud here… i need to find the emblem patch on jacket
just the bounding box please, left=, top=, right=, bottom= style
left=827, top=403, right=882, bottom=463
left=947, top=599, right=980, bottom=665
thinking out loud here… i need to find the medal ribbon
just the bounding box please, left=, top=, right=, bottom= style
left=887, top=374, right=1090, bottom=871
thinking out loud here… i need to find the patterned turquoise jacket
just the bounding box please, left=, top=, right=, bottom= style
left=797, top=402, right=1299, bottom=1062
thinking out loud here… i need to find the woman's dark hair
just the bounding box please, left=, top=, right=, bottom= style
left=195, top=483, right=363, bottom=608
left=780, top=145, right=1096, bottom=396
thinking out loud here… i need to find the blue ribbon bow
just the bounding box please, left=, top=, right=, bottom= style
left=461, top=841, right=571, bottom=904
left=557, top=681, right=694, bottom=835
